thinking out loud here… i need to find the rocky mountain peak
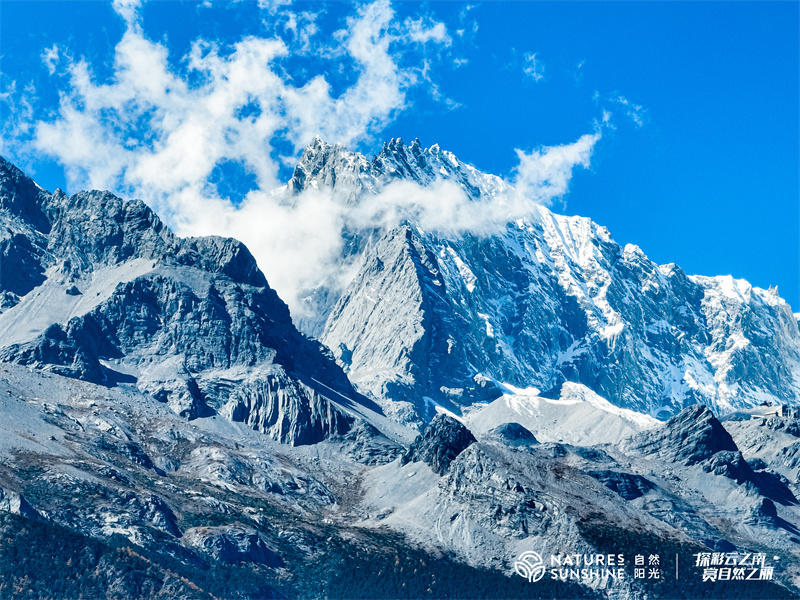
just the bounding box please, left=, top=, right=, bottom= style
left=0, top=156, right=382, bottom=446
left=0, top=157, right=53, bottom=235
left=622, top=404, right=738, bottom=465
left=400, top=414, right=477, bottom=475
left=287, top=137, right=508, bottom=206
left=486, top=422, right=538, bottom=446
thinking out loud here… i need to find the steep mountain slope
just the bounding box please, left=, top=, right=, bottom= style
left=282, top=138, right=800, bottom=426
left=0, top=156, right=383, bottom=446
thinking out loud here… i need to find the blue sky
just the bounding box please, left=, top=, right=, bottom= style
left=1, top=0, right=798, bottom=310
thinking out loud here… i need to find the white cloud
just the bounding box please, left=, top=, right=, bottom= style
left=594, top=92, right=647, bottom=128
left=6, top=0, right=601, bottom=318
left=404, top=17, right=451, bottom=45
left=512, top=132, right=601, bottom=203
left=455, top=4, right=479, bottom=39
left=523, top=52, right=545, bottom=82
left=0, top=82, right=34, bottom=156
left=31, top=0, right=449, bottom=199
left=257, top=0, right=293, bottom=14
left=41, top=46, right=60, bottom=75
left=112, top=0, right=142, bottom=27
left=611, top=94, right=647, bottom=127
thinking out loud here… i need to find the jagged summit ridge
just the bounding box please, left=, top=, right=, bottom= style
left=288, top=136, right=509, bottom=204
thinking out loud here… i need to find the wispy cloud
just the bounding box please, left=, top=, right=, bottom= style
left=594, top=91, right=648, bottom=129
left=41, top=46, right=60, bottom=75
left=523, top=52, right=545, bottom=82
left=512, top=132, right=600, bottom=203
left=611, top=94, right=647, bottom=127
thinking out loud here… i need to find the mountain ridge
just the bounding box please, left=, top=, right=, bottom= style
left=1, top=150, right=800, bottom=598
left=0, top=155, right=386, bottom=446
left=277, top=138, right=800, bottom=426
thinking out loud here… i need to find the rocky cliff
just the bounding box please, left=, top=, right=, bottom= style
left=0, top=156, right=378, bottom=446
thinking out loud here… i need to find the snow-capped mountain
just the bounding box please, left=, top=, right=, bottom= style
left=1, top=152, right=800, bottom=599
left=282, top=138, right=800, bottom=427
left=289, top=136, right=510, bottom=205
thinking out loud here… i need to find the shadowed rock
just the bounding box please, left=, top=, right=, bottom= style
left=401, top=414, right=476, bottom=475
left=486, top=422, right=538, bottom=446
left=587, top=470, right=655, bottom=501
left=622, top=405, right=737, bottom=465
left=183, top=525, right=284, bottom=567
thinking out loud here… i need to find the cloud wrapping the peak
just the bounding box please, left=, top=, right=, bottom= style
left=30, top=0, right=451, bottom=203
left=4, top=0, right=604, bottom=318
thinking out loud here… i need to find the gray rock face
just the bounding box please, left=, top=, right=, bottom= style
left=220, top=373, right=354, bottom=446
left=766, top=414, right=800, bottom=438
left=323, top=226, right=502, bottom=420
left=183, top=525, right=284, bottom=567
left=701, top=450, right=754, bottom=484
left=314, top=223, right=512, bottom=421
left=586, top=470, right=655, bottom=501
left=0, top=158, right=53, bottom=309
left=325, top=420, right=403, bottom=465
left=779, top=442, right=800, bottom=469
left=401, top=414, right=476, bottom=475
left=622, top=405, right=738, bottom=465
left=0, top=487, right=39, bottom=520
left=0, top=157, right=377, bottom=446
left=437, top=444, right=546, bottom=540
left=127, top=493, right=181, bottom=537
